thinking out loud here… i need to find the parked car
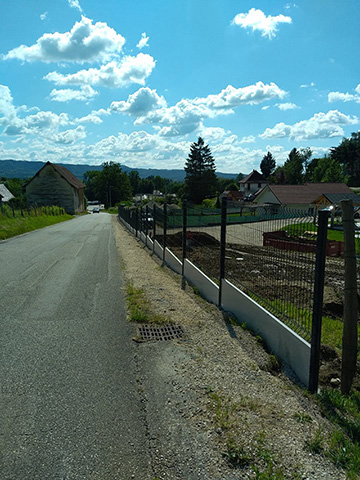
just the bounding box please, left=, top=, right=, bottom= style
left=93, top=207, right=100, bottom=213
left=244, top=193, right=255, bottom=202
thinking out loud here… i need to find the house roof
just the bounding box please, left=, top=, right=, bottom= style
left=220, top=190, right=243, bottom=200
left=261, top=183, right=352, bottom=205
left=239, top=170, right=268, bottom=184
left=316, top=192, right=360, bottom=205
left=26, top=162, right=85, bottom=190
left=0, top=184, right=15, bottom=202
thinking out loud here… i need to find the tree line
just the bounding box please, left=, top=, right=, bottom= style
left=260, top=132, right=360, bottom=186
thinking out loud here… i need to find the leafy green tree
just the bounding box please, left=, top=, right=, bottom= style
left=128, top=170, right=140, bottom=194
left=86, top=162, right=131, bottom=207
left=330, top=132, right=360, bottom=185
left=83, top=170, right=101, bottom=200
left=260, top=152, right=276, bottom=179
left=305, top=156, right=344, bottom=183
left=184, top=137, right=217, bottom=204
left=225, top=182, right=239, bottom=191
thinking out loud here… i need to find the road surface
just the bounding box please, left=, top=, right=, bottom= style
left=0, top=214, right=151, bottom=479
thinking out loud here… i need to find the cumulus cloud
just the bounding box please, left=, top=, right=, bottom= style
left=137, top=32, right=149, bottom=49
left=240, top=135, right=256, bottom=144
left=194, top=82, right=286, bottom=108
left=231, top=8, right=292, bottom=39
left=328, top=84, right=360, bottom=104
left=110, top=87, right=166, bottom=116
left=75, top=109, right=109, bottom=124
left=277, top=102, right=298, bottom=110
left=49, top=85, right=98, bottom=102
left=44, top=53, right=155, bottom=88
left=2, top=110, right=70, bottom=136
left=0, top=85, right=17, bottom=120
left=52, top=126, right=86, bottom=144
left=68, top=0, right=82, bottom=12
left=260, top=110, right=358, bottom=141
left=3, top=16, right=125, bottom=63
left=40, top=12, right=48, bottom=21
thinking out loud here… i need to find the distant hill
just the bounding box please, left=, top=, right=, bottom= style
left=0, top=159, right=236, bottom=181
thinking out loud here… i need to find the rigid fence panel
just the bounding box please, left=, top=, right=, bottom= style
left=184, top=259, right=219, bottom=305
left=221, top=279, right=311, bottom=387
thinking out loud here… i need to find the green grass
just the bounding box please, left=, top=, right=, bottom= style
left=317, top=389, right=360, bottom=479
left=125, top=282, right=170, bottom=325
left=0, top=209, right=73, bottom=240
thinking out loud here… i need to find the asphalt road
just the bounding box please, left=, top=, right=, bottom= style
left=0, top=214, right=151, bottom=479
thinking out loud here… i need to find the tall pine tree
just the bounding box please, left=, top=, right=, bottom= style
left=184, top=137, right=217, bottom=204
left=260, top=152, right=276, bottom=179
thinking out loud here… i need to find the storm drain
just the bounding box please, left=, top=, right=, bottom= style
left=137, top=324, right=184, bottom=342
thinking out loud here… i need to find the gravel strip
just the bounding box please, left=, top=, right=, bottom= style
left=113, top=217, right=346, bottom=480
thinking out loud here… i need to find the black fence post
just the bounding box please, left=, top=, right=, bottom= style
left=218, top=198, right=227, bottom=307
left=182, top=200, right=187, bottom=289
left=140, top=206, right=143, bottom=240
left=309, top=209, right=330, bottom=393
left=153, top=204, right=156, bottom=254
left=162, top=202, right=167, bottom=265
left=145, top=204, right=149, bottom=247
left=135, top=208, right=139, bottom=238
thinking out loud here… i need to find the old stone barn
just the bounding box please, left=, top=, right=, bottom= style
left=26, top=162, right=85, bottom=214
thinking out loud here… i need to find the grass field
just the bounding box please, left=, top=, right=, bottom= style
left=0, top=206, right=73, bottom=240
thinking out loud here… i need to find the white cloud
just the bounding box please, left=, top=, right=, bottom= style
left=277, top=102, right=298, bottom=110
left=0, top=85, right=17, bottom=120
left=49, top=85, right=98, bottom=102
left=110, top=87, right=166, bottom=116
left=68, top=0, right=82, bottom=12
left=260, top=110, right=358, bottom=141
left=328, top=84, right=360, bottom=104
left=45, top=53, right=155, bottom=88
left=75, top=109, right=109, bottom=124
left=137, top=32, right=149, bottom=49
left=52, top=126, right=86, bottom=144
left=231, top=8, right=292, bottom=39
left=194, top=82, right=286, bottom=108
left=198, top=126, right=229, bottom=142
left=240, top=135, right=256, bottom=144
left=3, top=16, right=125, bottom=63
left=40, top=12, right=48, bottom=20
left=2, top=110, right=70, bottom=136
left=300, top=82, right=315, bottom=88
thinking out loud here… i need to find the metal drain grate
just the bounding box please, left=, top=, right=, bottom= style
left=137, top=324, right=184, bottom=342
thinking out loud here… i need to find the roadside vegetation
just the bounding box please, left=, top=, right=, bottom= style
left=0, top=205, right=73, bottom=240
left=125, top=282, right=171, bottom=325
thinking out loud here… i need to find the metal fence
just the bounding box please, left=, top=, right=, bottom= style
left=119, top=200, right=354, bottom=392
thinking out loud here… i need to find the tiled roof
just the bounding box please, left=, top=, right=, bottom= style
left=239, top=170, right=267, bottom=184
left=26, top=162, right=85, bottom=190
left=51, top=163, right=85, bottom=190
left=267, top=183, right=352, bottom=205
left=319, top=192, right=360, bottom=205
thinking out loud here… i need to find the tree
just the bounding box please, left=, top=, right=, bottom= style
left=260, top=152, right=276, bottom=179
left=282, top=148, right=311, bottom=184
left=330, top=132, right=360, bottom=186
left=84, top=162, right=131, bottom=207
left=128, top=170, right=140, bottom=194
left=184, top=137, right=217, bottom=204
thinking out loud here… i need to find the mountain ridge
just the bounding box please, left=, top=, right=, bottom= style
left=0, top=159, right=237, bottom=181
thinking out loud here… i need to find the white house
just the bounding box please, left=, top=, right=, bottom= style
left=254, top=183, right=354, bottom=213
left=239, top=170, right=269, bottom=195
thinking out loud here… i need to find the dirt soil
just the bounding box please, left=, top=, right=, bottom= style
left=112, top=217, right=350, bottom=480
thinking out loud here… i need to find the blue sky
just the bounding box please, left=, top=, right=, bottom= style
left=0, top=0, right=359, bottom=174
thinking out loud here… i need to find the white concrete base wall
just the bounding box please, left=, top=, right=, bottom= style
left=221, top=279, right=311, bottom=387
left=119, top=216, right=311, bottom=387
left=165, top=248, right=182, bottom=275
left=184, top=259, right=219, bottom=305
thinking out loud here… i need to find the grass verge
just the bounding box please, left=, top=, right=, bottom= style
left=0, top=211, right=73, bottom=240
left=125, top=282, right=171, bottom=325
